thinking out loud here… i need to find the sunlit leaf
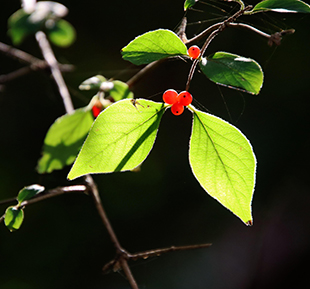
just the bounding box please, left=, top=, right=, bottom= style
left=79, top=75, right=107, bottom=91
left=109, top=80, right=134, bottom=101
left=47, top=19, right=76, bottom=47
left=121, top=29, right=187, bottom=65
left=189, top=106, right=256, bottom=225
left=249, top=0, right=310, bottom=14
left=200, top=52, right=263, bottom=95
left=37, top=108, right=94, bottom=174
left=17, top=184, right=45, bottom=204
left=68, top=99, right=165, bottom=180
left=184, top=0, right=198, bottom=11
left=4, top=207, right=24, bottom=232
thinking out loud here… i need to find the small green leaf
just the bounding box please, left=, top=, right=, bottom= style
left=184, top=0, right=198, bottom=11
left=68, top=99, right=165, bottom=180
left=8, top=9, right=41, bottom=45
left=7, top=1, right=70, bottom=45
left=109, top=80, right=134, bottom=101
left=250, top=0, right=310, bottom=14
left=121, top=29, right=187, bottom=65
left=4, top=207, right=24, bottom=232
left=17, top=184, right=45, bottom=204
left=189, top=106, right=256, bottom=225
left=200, top=52, right=264, bottom=95
left=47, top=19, right=76, bottom=47
left=79, top=75, right=107, bottom=91
left=37, top=108, right=94, bottom=174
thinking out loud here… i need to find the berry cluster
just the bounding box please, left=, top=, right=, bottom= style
left=188, top=45, right=201, bottom=59
left=163, top=89, right=193, bottom=116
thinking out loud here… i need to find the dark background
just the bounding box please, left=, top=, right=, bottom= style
left=1, top=0, right=310, bottom=288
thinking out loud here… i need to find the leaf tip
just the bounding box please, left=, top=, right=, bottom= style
left=246, top=220, right=253, bottom=226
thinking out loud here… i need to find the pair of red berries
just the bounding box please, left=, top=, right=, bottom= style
left=163, top=89, right=193, bottom=115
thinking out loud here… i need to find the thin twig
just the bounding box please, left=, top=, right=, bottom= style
left=19, top=185, right=87, bottom=207
left=129, top=243, right=212, bottom=260
left=84, top=175, right=122, bottom=250
left=102, top=243, right=212, bottom=274
left=185, top=5, right=253, bottom=91
left=84, top=175, right=139, bottom=288
left=0, top=41, right=41, bottom=65
left=0, top=185, right=87, bottom=224
left=126, top=58, right=166, bottom=89
left=35, top=31, right=75, bottom=114
left=34, top=28, right=139, bottom=288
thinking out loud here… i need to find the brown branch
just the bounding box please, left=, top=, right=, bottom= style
left=0, top=41, right=74, bottom=84
left=84, top=175, right=139, bottom=288
left=226, top=23, right=295, bottom=46
left=102, top=243, right=212, bottom=274
left=35, top=31, right=75, bottom=114
left=33, top=28, right=140, bottom=288
left=0, top=185, right=87, bottom=224
left=126, top=58, right=165, bottom=89
left=185, top=5, right=253, bottom=91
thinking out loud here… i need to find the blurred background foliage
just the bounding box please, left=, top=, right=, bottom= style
left=0, top=0, right=310, bottom=288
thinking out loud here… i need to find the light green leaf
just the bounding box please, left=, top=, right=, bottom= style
left=4, top=207, right=24, bottom=232
left=68, top=99, right=165, bottom=180
left=121, top=29, right=187, bottom=65
left=184, top=0, right=198, bottom=11
left=17, top=184, right=45, bottom=204
left=249, top=0, right=310, bottom=14
left=37, top=108, right=94, bottom=174
left=47, top=19, right=76, bottom=47
left=189, top=106, right=256, bottom=225
left=8, top=9, right=41, bottom=45
left=109, top=80, right=134, bottom=101
left=79, top=75, right=107, bottom=91
left=7, top=1, right=71, bottom=45
left=200, top=52, right=264, bottom=95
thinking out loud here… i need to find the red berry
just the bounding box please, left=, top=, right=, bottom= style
left=92, top=106, right=101, bottom=118
left=171, top=102, right=184, bottom=116
left=163, top=89, right=178, bottom=104
left=177, top=91, right=193, bottom=106
left=92, top=100, right=103, bottom=118
left=188, top=45, right=201, bottom=59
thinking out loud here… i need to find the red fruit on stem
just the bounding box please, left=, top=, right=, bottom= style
left=171, top=102, right=184, bottom=116
left=188, top=45, right=201, bottom=59
left=163, top=89, right=178, bottom=104
left=178, top=91, right=193, bottom=106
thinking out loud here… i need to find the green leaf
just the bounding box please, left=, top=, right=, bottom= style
left=8, top=9, right=41, bottom=45
left=47, top=19, right=76, bottom=47
left=121, top=29, right=187, bottom=65
left=250, top=0, right=310, bottom=14
left=79, top=75, right=107, bottom=91
left=68, top=99, right=165, bottom=180
left=109, top=80, right=134, bottom=101
left=4, top=207, right=24, bottom=232
left=184, top=0, right=198, bottom=11
left=37, top=108, right=94, bottom=174
left=17, top=184, right=45, bottom=204
left=7, top=1, right=70, bottom=45
left=189, top=106, right=256, bottom=225
left=200, top=52, right=264, bottom=95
